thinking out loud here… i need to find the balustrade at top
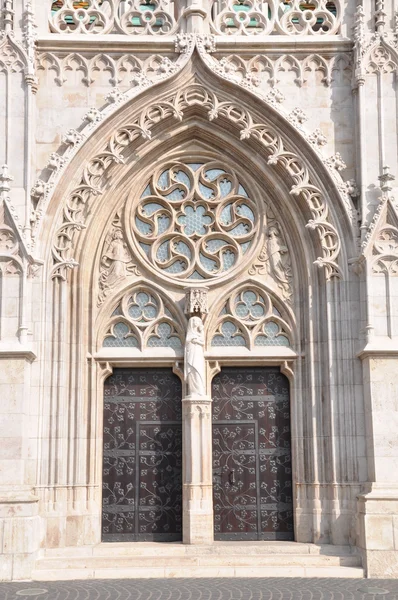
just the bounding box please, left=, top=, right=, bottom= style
left=49, top=0, right=341, bottom=36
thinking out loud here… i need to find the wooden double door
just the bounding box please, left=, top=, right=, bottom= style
left=102, top=366, right=293, bottom=542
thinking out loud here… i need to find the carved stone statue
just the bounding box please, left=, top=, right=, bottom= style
left=102, top=229, right=132, bottom=288
left=184, top=316, right=206, bottom=397
left=267, top=224, right=292, bottom=300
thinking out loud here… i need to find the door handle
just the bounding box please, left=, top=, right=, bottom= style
left=229, top=469, right=236, bottom=485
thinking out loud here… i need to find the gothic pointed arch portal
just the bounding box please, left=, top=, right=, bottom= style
left=35, top=57, right=362, bottom=550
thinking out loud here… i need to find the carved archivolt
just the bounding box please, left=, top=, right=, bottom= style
left=209, top=284, right=293, bottom=350
left=49, top=0, right=179, bottom=35
left=130, top=160, right=258, bottom=282
left=101, top=286, right=185, bottom=350
left=211, top=0, right=341, bottom=36
left=50, top=82, right=342, bottom=281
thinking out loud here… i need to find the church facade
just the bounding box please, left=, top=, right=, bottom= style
left=1, top=0, right=398, bottom=581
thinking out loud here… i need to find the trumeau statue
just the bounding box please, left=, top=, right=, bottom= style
left=184, top=316, right=206, bottom=397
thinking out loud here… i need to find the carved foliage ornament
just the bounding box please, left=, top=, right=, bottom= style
left=102, top=286, right=184, bottom=350
left=49, top=0, right=178, bottom=35
left=131, top=161, right=258, bottom=282
left=210, top=285, right=292, bottom=350
left=51, top=83, right=342, bottom=281
left=211, top=0, right=340, bottom=36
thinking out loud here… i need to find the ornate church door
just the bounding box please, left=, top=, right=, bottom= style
left=102, top=368, right=182, bottom=542
left=212, top=367, right=294, bottom=540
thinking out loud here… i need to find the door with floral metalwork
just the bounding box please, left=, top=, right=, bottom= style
left=102, top=368, right=182, bottom=541
left=212, top=367, right=293, bottom=540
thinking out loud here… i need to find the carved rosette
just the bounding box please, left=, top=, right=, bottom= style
left=128, top=160, right=260, bottom=284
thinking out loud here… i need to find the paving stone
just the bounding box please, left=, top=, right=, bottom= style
left=1, top=578, right=398, bottom=600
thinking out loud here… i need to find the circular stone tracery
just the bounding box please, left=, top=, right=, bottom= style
left=131, top=161, right=258, bottom=281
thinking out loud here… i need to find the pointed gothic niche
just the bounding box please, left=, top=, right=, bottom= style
left=362, top=198, right=398, bottom=339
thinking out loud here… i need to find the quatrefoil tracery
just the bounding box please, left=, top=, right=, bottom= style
left=131, top=161, right=258, bottom=281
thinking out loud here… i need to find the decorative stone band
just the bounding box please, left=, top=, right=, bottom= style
left=48, top=0, right=342, bottom=37
left=49, top=0, right=180, bottom=36
left=211, top=0, right=341, bottom=37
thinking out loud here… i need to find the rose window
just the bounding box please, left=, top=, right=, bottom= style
left=131, top=161, right=258, bottom=281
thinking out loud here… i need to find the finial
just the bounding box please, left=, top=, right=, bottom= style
left=379, top=165, right=395, bottom=195
left=0, top=164, right=14, bottom=195
left=184, top=287, right=209, bottom=318
left=1, top=0, right=14, bottom=32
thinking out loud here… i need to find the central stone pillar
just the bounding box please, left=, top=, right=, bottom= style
left=182, top=287, right=213, bottom=544
left=182, top=395, right=213, bottom=544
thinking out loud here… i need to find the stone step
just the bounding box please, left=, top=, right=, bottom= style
left=42, top=541, right=357, bottom=558
left=32, top=565, right=364, bottom=581
left=33, top=543, right=364, bottom=580
left=35, top=554, right=362, bottom=570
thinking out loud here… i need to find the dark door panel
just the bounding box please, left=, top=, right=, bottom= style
left=212, top=367, right=293, bottom=541
left=102, top=368, right=182, bottom=542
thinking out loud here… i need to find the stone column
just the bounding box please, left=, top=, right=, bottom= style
left=182, top=288, right=213, bottom=544
left=182, top=0, right=208, bottom=33
left=182, top=395, right=213, bottom=544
